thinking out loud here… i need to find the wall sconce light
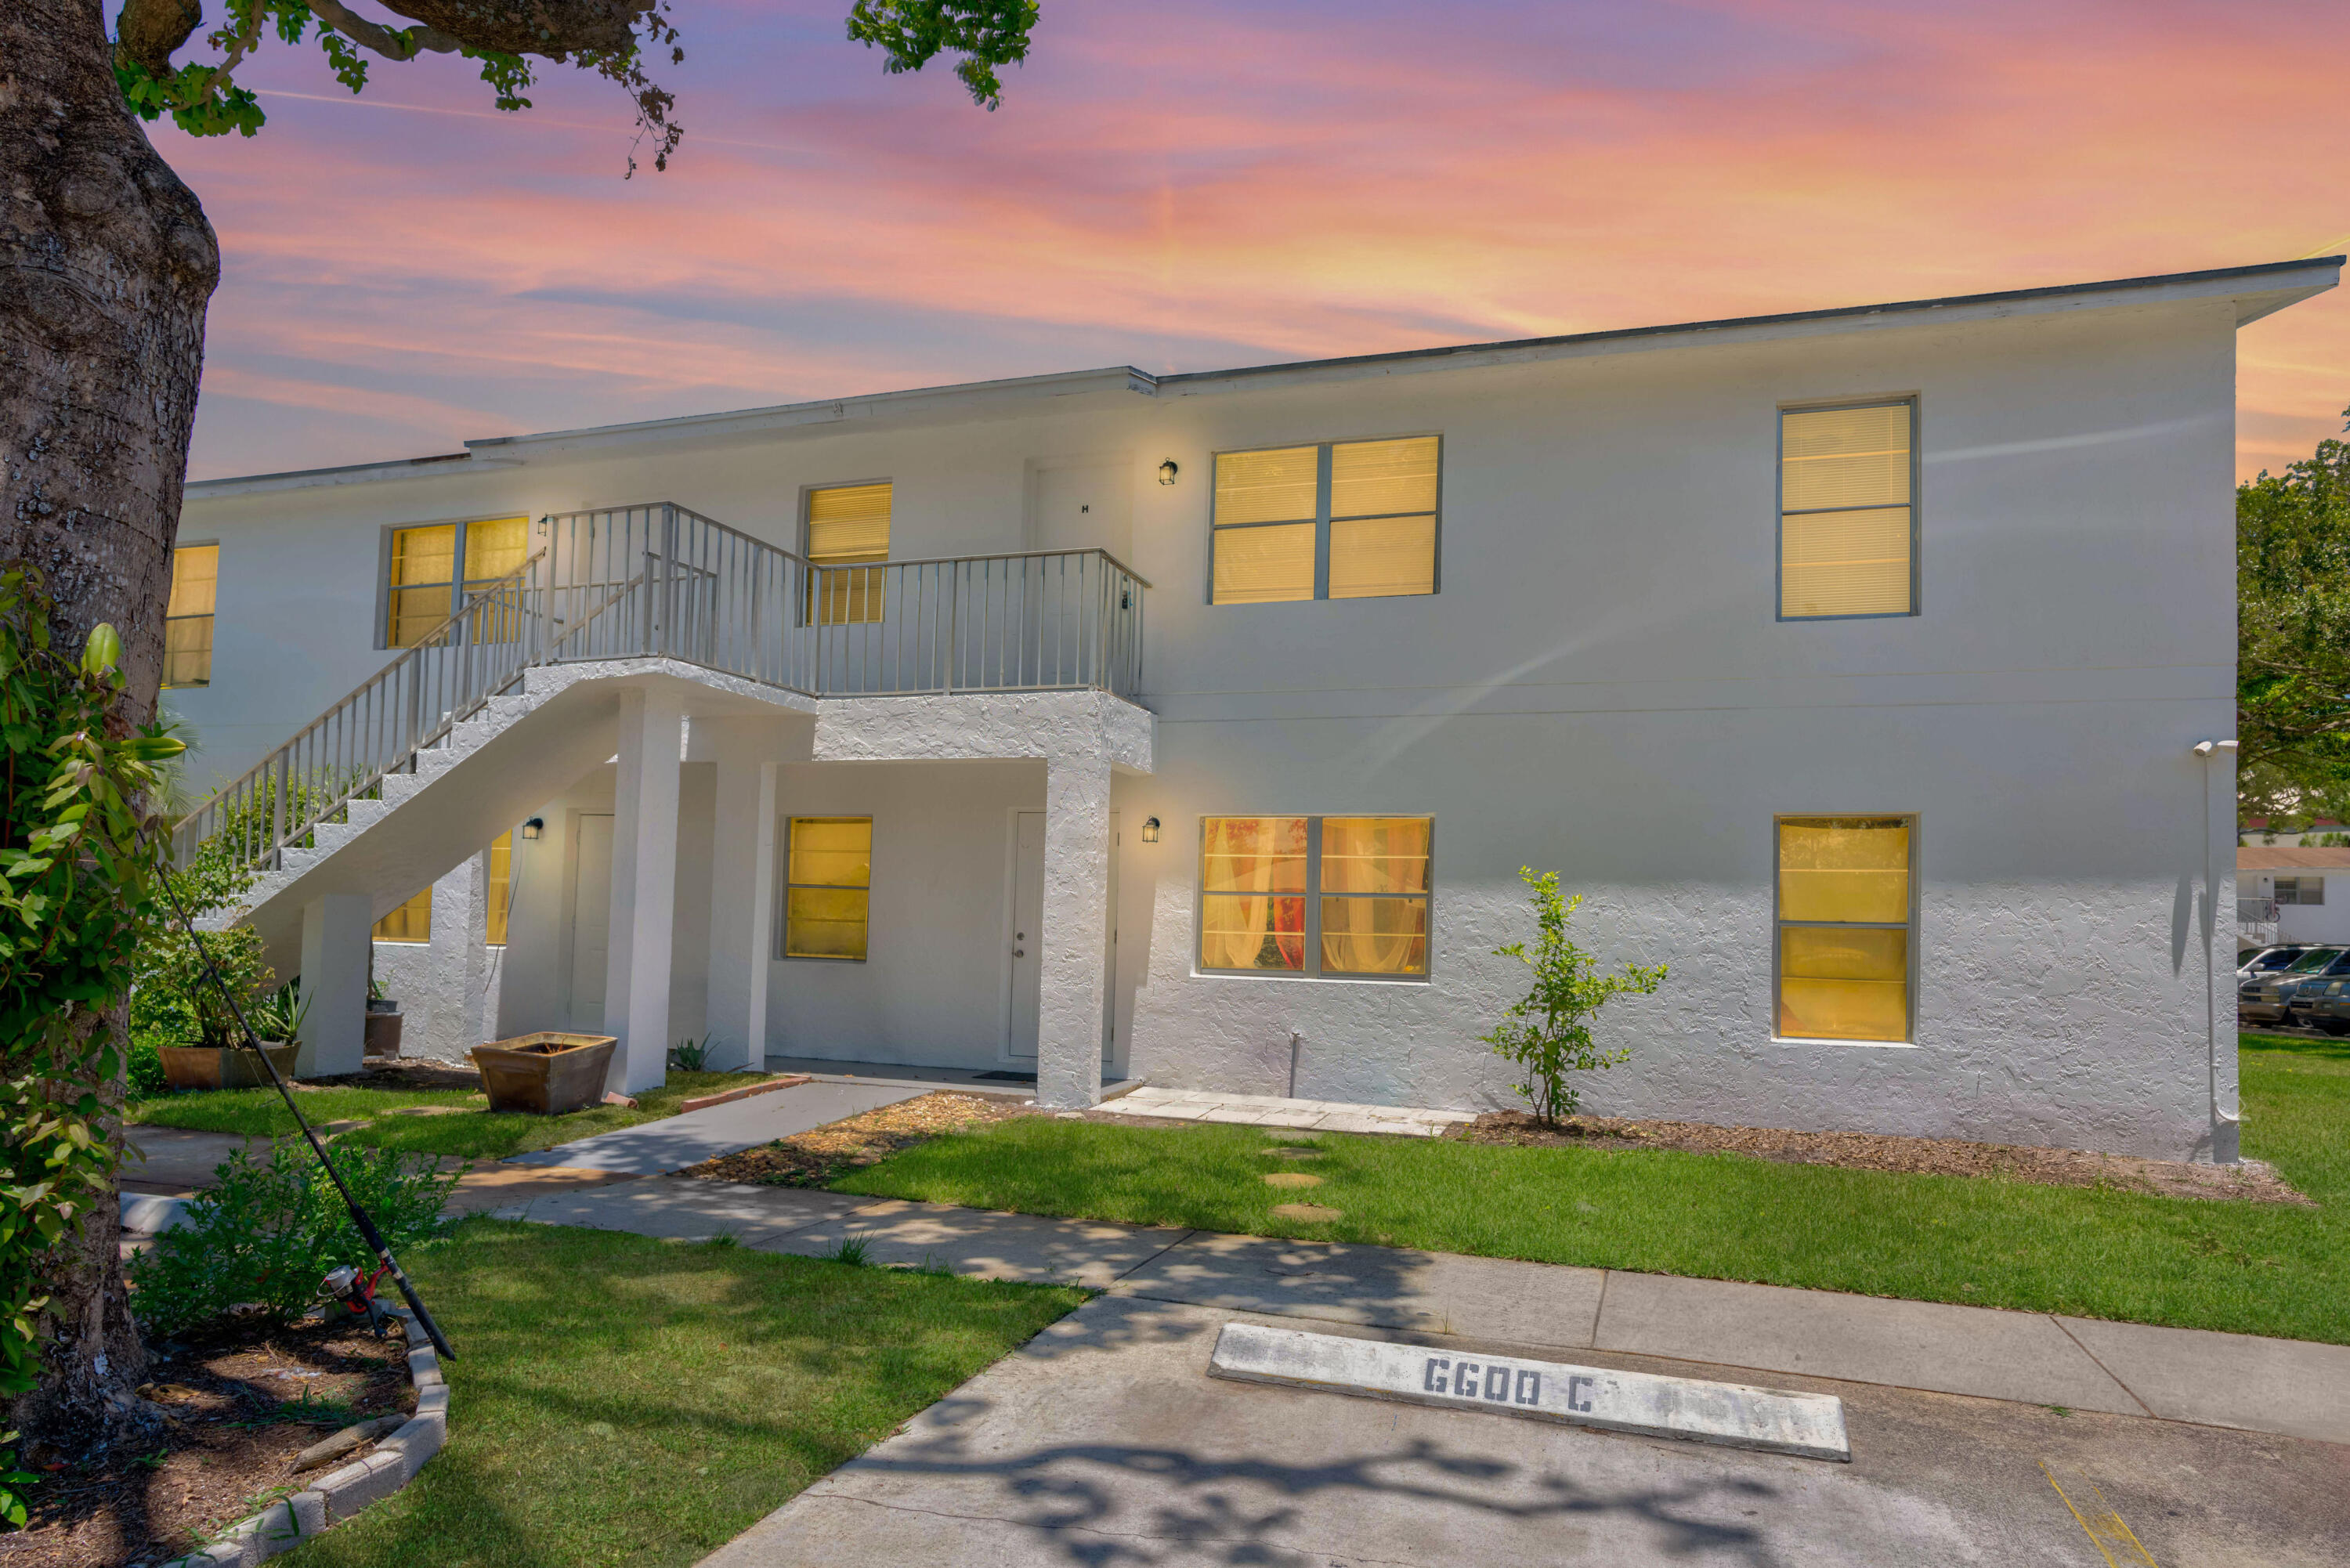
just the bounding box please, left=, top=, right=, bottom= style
left=1141, top=817, right=1161, bottom=843
left=1156, top=460, right=1180, bottom=486
left=521, top=817, right=544, bottom=841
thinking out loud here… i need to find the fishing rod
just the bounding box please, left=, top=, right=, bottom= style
left=154, top=876, right=457, bottom=1361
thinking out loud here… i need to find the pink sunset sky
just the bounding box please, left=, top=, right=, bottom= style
left=162, top=0, right=2350, bottom=483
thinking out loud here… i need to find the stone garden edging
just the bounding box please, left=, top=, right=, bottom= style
left=157, top=1307, right=447, bottom=1567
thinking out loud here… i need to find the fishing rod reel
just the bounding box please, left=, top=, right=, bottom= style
left=319, top=1263, right=397, bottom=1339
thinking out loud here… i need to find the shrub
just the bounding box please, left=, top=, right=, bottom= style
left=126, top=1140, right=463, bottom=1335
left=1481, top=868, right=1668, bottom=1124
left=669, top=1034, right=710, bottom=1072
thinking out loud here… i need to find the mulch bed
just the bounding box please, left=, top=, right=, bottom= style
left=685, top=1093, right=1026, bottom=1187
left=2, top=1318, right=414, bottom=1568
left=296, top=1059, right=482, bottom=1093
left=1452, top=1110, right=2313, bottom=1204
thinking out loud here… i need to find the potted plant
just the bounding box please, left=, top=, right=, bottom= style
left=364, top=976, right=403, bottom=1060
left=134, top=922, right=302, bottom=1092
left=472, top=1033, right=620, bottom=1115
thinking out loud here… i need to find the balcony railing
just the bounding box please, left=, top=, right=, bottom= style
left=175, top=502, right=1149, bottom=873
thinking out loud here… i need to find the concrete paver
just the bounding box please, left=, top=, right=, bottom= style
left=503, top=1080, right=924, bottom=1173
left=491, top=1177, right=868, bottom=1241
left=1594, top=1270, right=2148, bottom=1417
left=2057, top=1314, right=2350, bottom=1446
left=122, top=1126, right=264, bottom=1190
left=750, top=1198, right=1193, bottom=1288
left=698, top=1295, right=2350, bottom=1568
left=1112, top=1086, right=1473, bottom=1137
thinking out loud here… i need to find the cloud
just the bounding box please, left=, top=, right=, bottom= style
left=172, top=0, right=2350, bottom=479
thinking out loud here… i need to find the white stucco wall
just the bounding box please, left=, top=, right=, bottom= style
left=175, top=276, right=2294, bottom=1156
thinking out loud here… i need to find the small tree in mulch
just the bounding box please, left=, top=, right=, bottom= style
left=1482, top=869, right=1667, bottom=1125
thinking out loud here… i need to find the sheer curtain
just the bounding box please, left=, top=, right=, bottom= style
left=1201, top=817, right=1306, bottom=970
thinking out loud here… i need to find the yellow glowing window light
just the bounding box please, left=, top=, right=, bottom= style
left=1776, top=816, right=1911, bottom=1042
left=163, top=544, right=218, bottom=688
left=785, top=817, right=872, bottom=959
left=486, top=831, right=513, bottom=946
left=807, top=483, right=891, bottom=625
left=1780, top=402, right=1913, bottom=619
left=1211, top=438, right=1440, bottom=605
left=373, top=887, right=432, bottom=944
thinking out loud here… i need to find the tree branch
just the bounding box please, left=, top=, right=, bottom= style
left=305, top=0, right=460, bottom=59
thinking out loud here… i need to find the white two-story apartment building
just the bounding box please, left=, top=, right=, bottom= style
left=168, top=258, right=2343, bottom=1162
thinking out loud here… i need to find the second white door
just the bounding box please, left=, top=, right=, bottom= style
left=1008, top=811, right=1045, bottom=1058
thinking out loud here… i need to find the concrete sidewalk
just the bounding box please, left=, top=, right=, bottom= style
left=496, top=1176, right=2350, bottom=1449
left=501, top=1079, right=925, bottom=1174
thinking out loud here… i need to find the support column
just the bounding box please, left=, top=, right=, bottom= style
left=705, top=731, right=780, bottom=1074
left=1036, top=756, right=1112, bottom=1109
left=415, top=854, right=488, bottom=1063
left=604, top=685, right=683, bottom=1095
left=296, top=893, right=371, bottom=1078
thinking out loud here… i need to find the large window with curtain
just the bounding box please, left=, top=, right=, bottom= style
left=1200, top=815, right=1431, bottom=977
left=1211, top=436, right=1439, bottom=604
left=1776, top=815, right=1913, bottom=1042
left=783, top=816, right=873, bottom=959
left=805, top=482, right=891, bottom=625
left=1779, top=400, right=1914, bottom=619
left=385, top=516, right=530, bottom=648
left=163, top=543, right=218, bottom=688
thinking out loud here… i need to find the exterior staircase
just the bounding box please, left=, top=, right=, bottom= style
left=179, top=501, right=1150, bottom=974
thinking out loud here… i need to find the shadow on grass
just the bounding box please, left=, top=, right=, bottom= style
left=2241, top=1030, right=2350, bottom=1067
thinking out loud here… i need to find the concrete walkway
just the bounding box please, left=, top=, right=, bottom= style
left=502, top=1079, right=926, bottom=1174
left=1109, top=1085, right=1473, bottom=1136
left=493, top=1175, right=2350, bottom=1449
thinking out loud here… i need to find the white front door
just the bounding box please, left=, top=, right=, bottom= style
left=1008, top=811, right=1045, bottom=1058
left=569, top=813, right=614, bottom=1030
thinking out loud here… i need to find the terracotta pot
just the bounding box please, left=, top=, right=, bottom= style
left=471, top=1033, right=619, bottom=1115
left=159, top=1043, right=301, bottom=1093
left=364, top=1010, right=403, bottom=1060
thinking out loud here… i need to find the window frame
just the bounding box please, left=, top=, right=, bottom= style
left=1207, top=434, right=1443, bottom=606
left=778, top=815, right=874, bottom=962
left=1775, top=395, right=1921, bottom=623
left=2277, top=876, right=2325, bottom=907
left=162, top=540, right=219, bottom=690
left=1194, top=813, right=1434, bottom=981
left=799, top=479, right=894, bottom=627
left=379, top=514, right=533, bottom=650
left=1771, top=812, right=1918, bottom=1047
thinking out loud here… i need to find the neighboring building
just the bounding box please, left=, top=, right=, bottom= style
left=169, top=258, right=2344, bottom=1163
left=2237, top=846, right=2350, bottom=949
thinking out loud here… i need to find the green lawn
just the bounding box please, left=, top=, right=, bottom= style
left=284, top=1219, right=1085, bottom=1567
left=835, top=1031, right=2350, bottom=1346
left=130, top=1071, right=749, bottom=1160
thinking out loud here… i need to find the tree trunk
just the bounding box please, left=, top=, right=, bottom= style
left=2, top=0, right=218, bottom=1459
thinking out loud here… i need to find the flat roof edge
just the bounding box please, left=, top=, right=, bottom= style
left=1155, top=257, right=2345, bottom=392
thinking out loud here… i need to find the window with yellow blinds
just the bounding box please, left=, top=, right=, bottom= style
left=1199, top=815, right=1432, bottom=977
left=783, top=817, right=872, bottom=959
left=385, top=516, right=530, bottom=648
left=164, top=544, right=218, bottom=688
left=486, top=831, right=513, bottom=946
left=806, top=482, right=891, bottom=625
left=1776, top=816, right=1912, bottom=1042
left=1779, top=401, right=1914, bottom=619
left=1211, top=436, right=1439, bottom=604
left=373, top=887, right=432, bottom=944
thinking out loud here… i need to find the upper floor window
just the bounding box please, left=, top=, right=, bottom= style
left=163, top=543, right=218, bottom=688
left=1200, top=815, right=1431, bottom=977
left=806, top=482, right=891, bottom=626
left=1779, top=401, right=1914, bottom=620
left=1777, top=815, right=1912, bottom=1042
left=386, top=517, right=530, bottom=648
left=1211, top=436, right=1439, bottom=605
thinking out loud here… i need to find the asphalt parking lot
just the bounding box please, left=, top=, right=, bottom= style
left=703, top=1295, right=2350, bottom=1568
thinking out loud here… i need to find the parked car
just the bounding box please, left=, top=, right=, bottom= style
left=2296, top=979, right=2350, bottom=1036
left=2237, top=944, right=2309, bottom=981
left=2239, top=945, right=2349, bottom=1025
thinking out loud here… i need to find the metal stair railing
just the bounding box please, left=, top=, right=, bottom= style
left=176, top=502, right=1152, bottom=876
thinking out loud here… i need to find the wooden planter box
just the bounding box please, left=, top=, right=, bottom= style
left=159, top=1043, right=301, bottom=1093
left=472, top=1033, right=619, bottom=1115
